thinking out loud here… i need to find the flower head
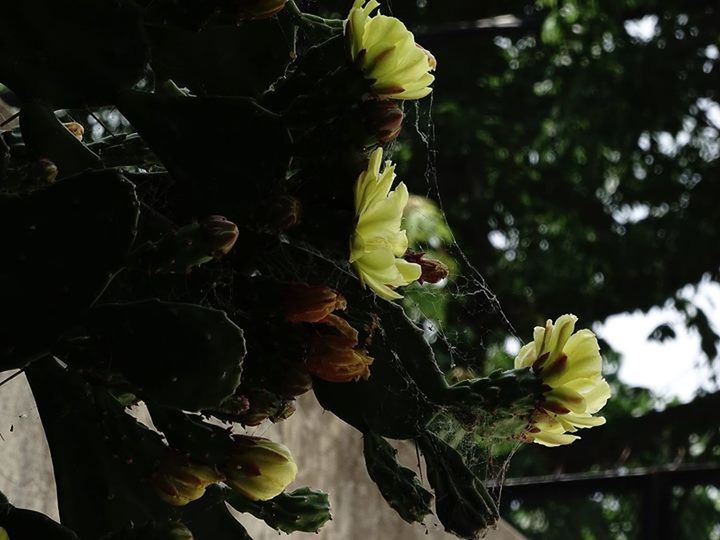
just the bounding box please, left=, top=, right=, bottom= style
left=307, top=314, right=374, bottom=382
left=515, top=314, right=611, bottom=447
left=222, top=435, right=298, bottom=501
left=345, top=0, right=435, bottom=100
left=284, top=284, right=347, bottom=324
left=350, top=148, right=421, bottom=300
left=151, top=459, right=225, bottom=506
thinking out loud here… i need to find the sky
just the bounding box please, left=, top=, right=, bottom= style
left=597, top=279, right=720, bottom=403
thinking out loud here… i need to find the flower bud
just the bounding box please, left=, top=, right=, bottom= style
left=150, top=459, right=224, bottom=506
left=223, top=435, right=298, bottom=501
left=363, top=100, right=404, bottom=144
left=307, top=314, right=374, bottom=382
left=238, top=0, right=288, bottom=20
left=403, top=250, right=449, bottom=284
left=63, top=121, right=84, bottom=141
left=199, top=215, right=239, bottom=258
left=31, top=158, right=58, bottom=184
left=284, top=284, right=346, bottom=324
left=147, top=216, right=239, bottom=274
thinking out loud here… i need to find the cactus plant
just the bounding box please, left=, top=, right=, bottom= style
left=0, top=1, right=603, bottom=538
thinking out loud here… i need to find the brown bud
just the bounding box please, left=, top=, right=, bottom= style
left=200, top=215, right=239, bottom=258
left=363, top=100, right=404, bottom=144
left=284, top=284, right=346, bottom=324
left=403, top=250, right=449, bottom=284
left=63, top=121, right=85, bottom=141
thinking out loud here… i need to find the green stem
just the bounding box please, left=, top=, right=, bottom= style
left=285, top=0, right=343, bottom=34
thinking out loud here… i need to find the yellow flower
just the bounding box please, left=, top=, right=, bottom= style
left=0, top=527, right=8, bottom=540
left=350, top=148, right=421, bottom=300
left=223, top=436, right=298, bottom=501
left=346, top=0, right=435, bottom=100
left=515, top=314, right=611, bottom=447
left=151, top=459, right=225, bottom=506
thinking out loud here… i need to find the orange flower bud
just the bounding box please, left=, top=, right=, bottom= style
left=63, top=121, right=85, bottom=141
left=284, top=284, right=347, bottom=324
left=306, top=314, right=374, bottom=382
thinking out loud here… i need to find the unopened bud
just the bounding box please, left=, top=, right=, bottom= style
left=307, top=314, right=374, bottom=382
left=200, top=215, right=239, bottom=258
left=238, top=0, right=288, bottom=20
left=147, top=216, right=239, bottom=274
left=284, top=284, right=346, bottom=323
left=151, top=459, right=224, bottom=506
left=31, top=158, right=58, bottom=184
left=222, top=435, right=298, bottom=501
left=403, top=251, right=449, bottom=284
left=63, top=122, right=85, bottom=141
left=363, top=100, right=404, bottom=144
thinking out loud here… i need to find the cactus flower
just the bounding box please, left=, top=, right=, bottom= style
left=151, top=459, right=225, bottom=506
left=515, top=314, right=611, bottom=447
left=345, top=0, right=435, bottom=100
left=350, top=147, right=421, bottom=301
left=223, top=436, right=298, bottom=501
left=307, top=314, right=374, bottom=382
left=284, top=284, right=347, bottom=324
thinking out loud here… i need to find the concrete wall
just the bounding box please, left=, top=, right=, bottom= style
left=0, top=371, right=523, bottom=539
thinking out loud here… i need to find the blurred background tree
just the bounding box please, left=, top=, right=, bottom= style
left=312, top=0, right=719, bottom=538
